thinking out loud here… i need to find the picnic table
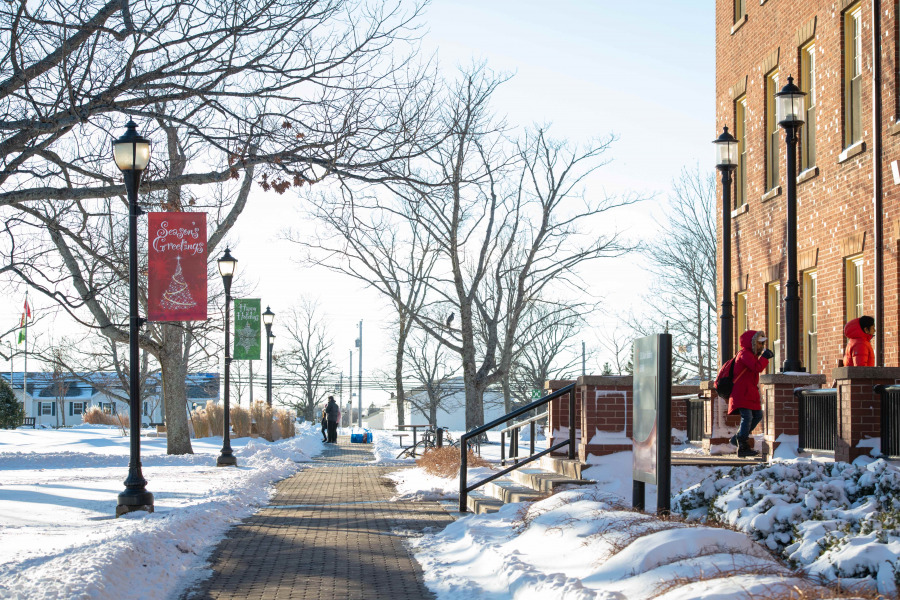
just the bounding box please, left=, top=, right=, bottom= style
left=397, top=424, right=430, bottom=454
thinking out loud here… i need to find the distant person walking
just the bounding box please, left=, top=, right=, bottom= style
left=325, top=396, right=340, bottom=443
left=320, top=407, right=328, bottom=442
left=726, top=330, right=774, bottom=457
left=844, top=316, right=876, bottom=367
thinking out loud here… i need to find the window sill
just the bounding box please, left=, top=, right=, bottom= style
left=731, top=14, right=748, bottom=35
left=731, top=203, right=749, bottom=218
left=797, top=166, right=819, bottom=185
left=838, top=140, right=866, bottom=163
left=761, top=186, right=782, bottom=203
left=890, top=120, right=900, bottom=136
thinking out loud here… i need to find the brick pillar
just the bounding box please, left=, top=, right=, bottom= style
left=832, top=367, right=900, bottom=463
left=577, top=375, right=633, bottom=461
left=760, top=373, right=825, bottom=458
left=671, top=385, right=701, bottom=442
left=545, top=379, right=577, bottom=456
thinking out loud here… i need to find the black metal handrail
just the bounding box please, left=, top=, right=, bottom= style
left=874, top=385, right=900, bottom=458
left=459, top=383, right=576, bottom=512
left=500, top=410, right=548, bottom=467
left=795, top=387, right=837, bottom=452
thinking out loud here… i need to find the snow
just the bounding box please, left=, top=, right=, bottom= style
left=0, top=423, right=323, bottom=600
left=588, top=429, right=632, bottom=446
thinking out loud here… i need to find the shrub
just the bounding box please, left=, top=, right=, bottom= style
left=190, top=405, right=210, bottom=438
left=274, top=409, right=295, bottom=439
left=250, top=401, right=273, bottom=440
left=82, top=406, right=129, bottom=428
left=416, top=446, right=490, bottom=478
left=230, top=404, right=251, bottom=438
left=0, top=378, right=24, bottom=429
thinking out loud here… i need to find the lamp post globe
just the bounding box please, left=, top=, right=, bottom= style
left=217, top=248, right=238, bottom=467
left=714, top=126, right=739, bottom=364
left=776, top=76, right=807, bottom=373
left=113, top=120, right=154, bottom=516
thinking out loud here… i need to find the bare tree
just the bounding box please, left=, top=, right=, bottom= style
left=0, top=0, right=434, bottom=453
left=597, top=323, right=634, bottom=376
left=404, top=329, right=460, bottom=426
left=277, top=299, right=337, bottom=421
left=632, top=165, right=717, bottom=380
left=49, top=350, right=69, bottom=427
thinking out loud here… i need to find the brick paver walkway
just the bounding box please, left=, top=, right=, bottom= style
left=183, top=437, right=453, bottom=600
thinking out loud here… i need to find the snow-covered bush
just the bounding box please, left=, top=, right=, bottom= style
left=0, top=377, right=24, bottom=429
left=674, top=459, right=900, bottom=595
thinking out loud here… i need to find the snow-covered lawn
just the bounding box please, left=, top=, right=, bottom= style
left=0, top=423, right=323, bottom=600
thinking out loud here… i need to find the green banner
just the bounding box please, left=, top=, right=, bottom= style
left=233, top=299, right=261, bottom=360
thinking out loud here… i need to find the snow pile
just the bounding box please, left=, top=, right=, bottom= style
left=410, top=487, right=821, bottom=599
left=0, top=423, right=323, bottom=600
left=386, top=465, right=495, bottom=501
left=674, top=457, right=900, bottom=595
left=371, top=429, right=417, bottom=464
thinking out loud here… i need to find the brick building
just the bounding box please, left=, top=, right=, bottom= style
left=716, top=0, right=900, bottom=372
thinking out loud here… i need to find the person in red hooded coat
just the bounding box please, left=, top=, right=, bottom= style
left=843, top=316, right=876, bottom=367
left=728, top=330, right=774, bottom=457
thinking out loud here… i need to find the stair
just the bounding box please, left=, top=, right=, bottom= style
left=465, top=458, right=594, bottom=514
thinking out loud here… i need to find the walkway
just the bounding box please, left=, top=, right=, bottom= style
left=183, top=437, right=453, bottom=600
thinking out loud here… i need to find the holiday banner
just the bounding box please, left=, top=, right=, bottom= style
left=233, top=299, right=261, bottom=360
left=148, top=212, right=208, bottom=322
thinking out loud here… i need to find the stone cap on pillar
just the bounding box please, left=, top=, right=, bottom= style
left=832, top=366, right=900, bottom=380
left=700, top=380, right=716, bottom=391
left=759, top=373, right=826, bottom=385
left=576, top=375, right=633, bottom=386
left=544, top=379, right=576, bottom=391
left=672, top=385, right=701, bottom=396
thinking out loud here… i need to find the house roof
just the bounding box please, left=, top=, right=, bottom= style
left=1, top=372, right=219, bottom=400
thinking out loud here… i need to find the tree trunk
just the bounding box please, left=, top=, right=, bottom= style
left=429, top=401, right=437, bottom=428
left=395, top=323, right=407, bottom=427
left=502, top=375, right=512, bottom=413
left=160, top=323, right=193, bottom=455
left=462, top=360, right=483, bottom=431
left=696, top=295, right=703, bottom=380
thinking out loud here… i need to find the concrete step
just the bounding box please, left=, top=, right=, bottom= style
left=539, top=455, right=589, bottom=480
left=466, top=490, right=504, bottom=514
left=483, top=478, right=547, bottom=504
left=508, top=467, right=594, bottom=493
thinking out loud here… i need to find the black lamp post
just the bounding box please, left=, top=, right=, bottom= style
left=113, top=121, right=154, bottom=516
left=263, top=306, right=274, bottom=407
left=714, top=126, right=740, bottom=364
left=217, top=248, right=238, bottom=467
left=267, top=332, right=275, bottom=407
left=775, top=76, right=807, bottom=373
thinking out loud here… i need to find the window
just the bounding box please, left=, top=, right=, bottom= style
left=735, top=95, right=747, bottom=207
left=766, top=70, right=780, bottom=191
left=70, top=402, right=84, bottom=416
left=736, top=291, right=748, bottom=347
left=40, top=402, right=53, bottom=416
left=846, top=254, right=865, bottom=320
left=800, top=42, right=816, bottom=170
left=101, top=402, right=117, bottom=415
left=734, top=0, right=746, bottom=24
left=803, top=271, right=818, bottom=373
left=844, top=4, right=863, bottom=146
left=767, top=283, right=782, bottom=373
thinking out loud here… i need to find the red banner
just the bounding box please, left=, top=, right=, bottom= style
left=148, top=212, right=207, bottom=322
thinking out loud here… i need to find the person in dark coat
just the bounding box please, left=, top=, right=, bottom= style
left=843, top=316, right=876, bottom=367
left=325, top=396, right=340, bottom=443
left=728, top=329, right=774, bottom=457
left=320, top=407, right=328, bottom=442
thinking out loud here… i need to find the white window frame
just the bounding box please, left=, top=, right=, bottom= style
left=803, top=270, right=818, bottom=373
left=767, top=283, right=782, bottom=374
left=735, top=96, right=747, bottom=207
left=846, top=254, right=865, bottom=320
left=801, top=42, right=816, bottom=170
left=766, top=70, right=780, bottom=191
left=844, top=4, right=863, bottom=147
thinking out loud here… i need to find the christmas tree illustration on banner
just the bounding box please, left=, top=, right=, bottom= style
left=160, top=255, right=197, bottom=311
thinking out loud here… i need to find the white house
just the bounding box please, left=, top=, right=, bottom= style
left=4, top=372, right=219, bottom=428
left=381, top=377, right=509, bottom=432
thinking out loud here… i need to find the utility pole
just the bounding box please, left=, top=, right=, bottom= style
left=248, top=361, right=253, bottom=405
left=357, top=320, right=363, bottom=428
left=582, top=341, right=586, bottom=377
left=349, top=350, right=353, bottom=427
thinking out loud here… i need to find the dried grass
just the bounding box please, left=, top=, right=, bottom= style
left=230, top=405, right=251, bottom=438
left=250, top=401, right=272, bottom=440
left=274, top=409, right=295, bottom=439
left=188, top=400, right=294, bottom=441
left=417, top=446, right=490, bottom=478
left=82, top=406, right=129, bottom=428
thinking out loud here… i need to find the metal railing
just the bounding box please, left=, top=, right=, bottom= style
left=459, top=383, right=576, bottom=513
left=686, top=398, right=704, bottom=442
left=500, top=410, right=548, bottom=466
left=874, top=385, right=900, bottom=458
left=796, top=388, right=837, bottom=452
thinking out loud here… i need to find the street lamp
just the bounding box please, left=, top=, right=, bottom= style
left=714, top=126, right=739, bottom=364
left=775, top=76, right=807, bottom=373
left=263, top=306, right=274, bottom=407
left=113, top=120, right=154, bottom=516
left=217, top=248, right=238, bottom=467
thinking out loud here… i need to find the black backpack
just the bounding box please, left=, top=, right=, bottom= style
left=714, top=358, right=737, bottom=399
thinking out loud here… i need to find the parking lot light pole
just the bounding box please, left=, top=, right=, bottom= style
left=714, top=126, right=739, bottom=364
left=217, top=248, right=238, bottom=467
left=113, top=120, right=154, bottom=516
left=263, top=306, right=274, bottom=407
left=775, top=76, right=807, bottom=373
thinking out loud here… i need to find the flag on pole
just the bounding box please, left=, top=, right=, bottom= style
left=24, top=298, right=30, bottom=318
left=17, top=314, right=25, bottom=345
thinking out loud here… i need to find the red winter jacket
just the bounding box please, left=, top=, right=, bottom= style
left=843, top=318, right=875, bottom=367
left=727, top=330, right=770, bottom=415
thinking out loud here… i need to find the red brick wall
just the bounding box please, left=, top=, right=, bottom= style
left=716, top=0, right=900, bottom=372
left=545, top=379, right=578, bottom=456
